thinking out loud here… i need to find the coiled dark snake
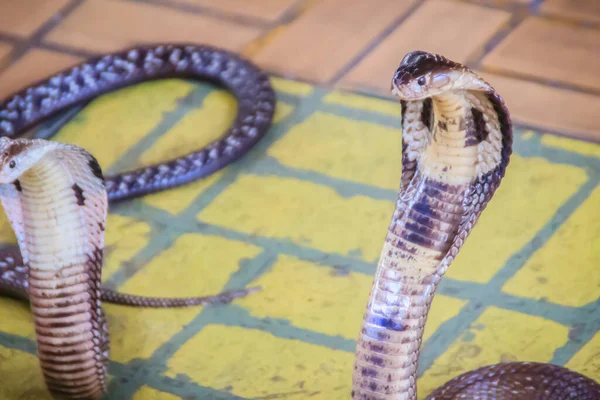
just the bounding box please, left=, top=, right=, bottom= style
left=0, top=45, right=596, bottom=399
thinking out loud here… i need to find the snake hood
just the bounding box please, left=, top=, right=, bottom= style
left=392, top=50, right=491, bottom=100
left=0, top=137, right=60, bottom=184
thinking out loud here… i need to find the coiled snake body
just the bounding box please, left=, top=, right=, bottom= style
left=0, top=44, right=597, bottom=400
left=0, top=44, right=275, bottom=399
left=351, top=51, right=600, bottom=399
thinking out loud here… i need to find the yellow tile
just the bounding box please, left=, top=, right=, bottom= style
left=565, top=330, right=600, bottom=381
left=133, top=385, right=181, bottom=400
left=541, top=134, right=600, bottom=158
left=323, top=90, right=400, bottom=116
left=502, top=186, right=600, bottom=307
left=238, top=254, right=466, bottom=341
left=198, top=175, right=395, bottom=262
left=425, top=295, right=468, bottom=342
left=54, top=79, right=195, bottom=170
left=166, top=325, right=354, bottom=399
left=0, top=298, right=34, bottom=339
left=140, top=88, right=236, bottom=214
left=106, top=234, right=261, bottom=363
left=268, top=112, right=402, bottom=190
left=141, top=89, right=293, bottom=214
left=119, top=233, right=261, bottom=298
left=0, top=211, right=17, bottom=244
left=0, top=345, right=52, bottom=399
left=418, top=307, right=570, bottom=398
left=447, top=155, right=587, bottom=283
left=102, top=214, right=151, bottom=280
left=521, top=130, right=536, bottom=141
left=270, top=76, right=313, bottom=96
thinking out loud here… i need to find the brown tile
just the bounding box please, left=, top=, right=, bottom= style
left=169, top=0, right=298, bottom=22
left=480, top=71, right=600, bottom=142
left=341, top=0, right=510, bottom=93
left=542, top=0, right=600, bottom=23
left=0, top=0, right=70, bottom=37
left=251, top=0, right=415, bottom=83
left=0, top=49, right=82, bottom=99
left=45, top=0, right=262, bottom=53
left=482, top=17, right=600, bottom=91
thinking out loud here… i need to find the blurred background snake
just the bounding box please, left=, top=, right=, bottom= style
left=0, top=44, right=275, bottom=399
left=0, top=43, right=597, bottom=400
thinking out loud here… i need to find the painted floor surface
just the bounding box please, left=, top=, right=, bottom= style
left=0, top=77, right=597, bottom=399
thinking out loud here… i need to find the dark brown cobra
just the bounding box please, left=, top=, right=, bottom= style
left=0, top=43, right=276, bottom=399
left=351, top=51, right=600, bottom=399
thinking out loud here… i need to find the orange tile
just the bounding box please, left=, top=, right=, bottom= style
left=252, top=0, right=415, bottom=83
left=480, top=71, right=600, bottom=142
left=0, top=49, right=83, bottom=99
left=482, top=17, right=600, bottom=91
left=0, top=0, right=70, bottom=37
left=45, top=0, right=262, bottom=53
left=0, top=42, right=12, bottom=65
left=542, top=0, right=600, bottom=22
left=341, top=0, right=510, bottom=93
left=170, top=0, right=298, bottom=22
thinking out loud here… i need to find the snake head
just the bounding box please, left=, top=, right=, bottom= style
left=391, top=51, right=484, bottom=100
left=0, top=137, right=54, bottom=184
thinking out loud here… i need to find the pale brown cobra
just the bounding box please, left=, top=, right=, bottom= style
left=0, top=44, right=275, bottom=399
left=351, top=51, right=600, bottom=399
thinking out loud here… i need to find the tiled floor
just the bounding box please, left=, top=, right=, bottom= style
left=0, top=1, right=598, bottom=400
left=0, top=0, right=599, bottom=141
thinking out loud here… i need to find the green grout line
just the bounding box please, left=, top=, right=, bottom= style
left=147, top=375, right=250, bottom=400
left=104, top=84, right=598, bottom=397
left=2, top=82, right=599, bottom=398
left=111, top=197, right=597, bottom=331
left=109, top=88, right=331, bottom=399
left=247, top=155, right=399, bottom=200
left=112, top=201, right=379, bottom=274
left=106, top=83, right=216, bottom=176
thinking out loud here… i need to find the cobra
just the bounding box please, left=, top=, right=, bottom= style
left=351, top=51, right=600, bottom=399
left=0, top=44, right=275, bottom=399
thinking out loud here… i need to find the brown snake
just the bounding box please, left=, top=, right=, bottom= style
left=0, top=44, right=275, bottom=399
left=351, top=51, right=600, bottom=399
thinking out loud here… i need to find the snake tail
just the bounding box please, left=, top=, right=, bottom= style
left=351, top=51, right=600, bottom=400
left=0, top=248, right=261, bottom=309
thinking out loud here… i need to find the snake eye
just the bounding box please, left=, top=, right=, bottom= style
left=9, top=160, right=15, bottom=169
left=417, top=76, right=426, bottom=86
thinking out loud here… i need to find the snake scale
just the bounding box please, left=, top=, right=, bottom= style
left=0, top=44, right=597, bottom=400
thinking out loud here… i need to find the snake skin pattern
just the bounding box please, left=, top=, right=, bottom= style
left=0, top=44, right=276, bottom=399
left=351, top=51, right=600, bottom=400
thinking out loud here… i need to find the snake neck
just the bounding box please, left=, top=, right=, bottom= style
left=0, top=142, right=109, bottom=399
left=352, top=89, right=509, bottom=400
left=19, top=153, right=95, bottom=270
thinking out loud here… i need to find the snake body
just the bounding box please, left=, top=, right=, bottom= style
left=0, top=44, right=275, bottom=399
left=351, top=51, right=600, bottom=399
